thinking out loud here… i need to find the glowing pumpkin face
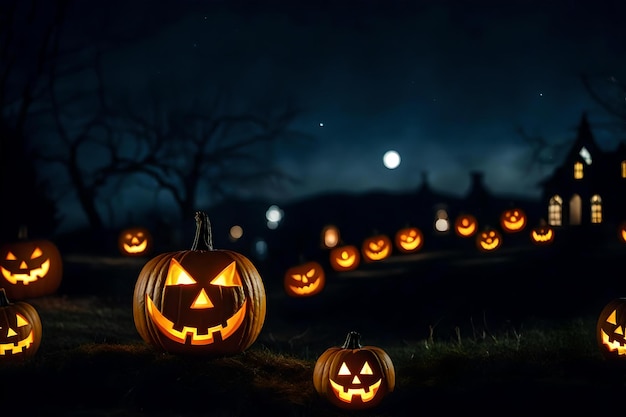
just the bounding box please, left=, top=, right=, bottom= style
left=119, top=227, right=153, bottom=256
left=454, top=214, right=478, bottom=237
left=530, top=225, right=554, bottom=245
left=361, top=234, right=392, bottom=262
left=500, top=208, right=527, bottom=233
left=283, top=261, right=325, bottom=297
left=313, top=331, right=395, bottom=410
left=329, top=245, right=360, bottom=271
left=0, top=237, right=63, bottom=300
left=394, top=227, right=424, bottom=253
left=597, top=298, right=626, bottom=360
left=0, top=288, right=42, bottom=363
left=476, top=228, right=502, bottom=252
left=133, top=212, right=266, bottom=356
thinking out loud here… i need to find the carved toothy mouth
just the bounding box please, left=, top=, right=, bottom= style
left=288, top=279, right=321, bottom=295
left=1, top=259, right=50, bottom=285
left=123, top=239, right=148, bottom=253
left=145, top=295, right=246, bottom=345
left=601, top=330, right=626, bottom=355
left=0, top=330, right=34, bottom=355
left=329, top=379, right=382, bottom=403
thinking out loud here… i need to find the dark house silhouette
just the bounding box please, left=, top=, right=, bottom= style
left=538, top=112, right=626, bottom=231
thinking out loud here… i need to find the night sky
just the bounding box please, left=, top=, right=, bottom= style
left=10, top=0, right=626, bottom=232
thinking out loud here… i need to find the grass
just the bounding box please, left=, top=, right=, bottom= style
left=0, top=294, right=621, bottom=417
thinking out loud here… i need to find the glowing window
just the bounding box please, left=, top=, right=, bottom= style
left=579, top=146, right=592, bottom=165
left=574, top=162, right=583, bottom=179
left=548, top=195, right=562, bottom=226
left=621, top=161, right=626, bottom=178
left=591, top=194, right=602, bottom=224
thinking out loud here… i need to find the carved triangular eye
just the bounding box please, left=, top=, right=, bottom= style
left=165, top=259, right=197, bottom=286
left=31, top=247, right=43, bottom=259
left=338, top=362, right=351, bottom=375
left=360, top=361, right=373, bottom=375
left=16, top=314, right=29, bottom=327
left=306, top=268, right=317, bottom=278
left=607, top=310, right=618, bottom=325
left=6, top=251, right=16, bottom=261
left=210, top=262, right=242, bottom=287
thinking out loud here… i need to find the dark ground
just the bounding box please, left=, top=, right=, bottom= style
left=4, top=231, right=626, bottom=416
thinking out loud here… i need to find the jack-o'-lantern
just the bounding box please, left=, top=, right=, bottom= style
left=618, top=222, right=626, bottom=243
left=329, top=245, right=360, bottom=272
left=596, top=298, right=626, bottom=360
left=394, top=227, right=423, bottom=253
left=476, top=227, right=502, bottom=252
left=0, top=226, right=63, bottom=300
left=530, top=222, right=554, bottom=245
left=454, top=214, right=478, bottom=238
left=283, top=261, right=325, bottom=297
left=313, top=331, right=395, bottom=410
left=119, top=227, right=153, bottom=256
left=133, top=211, right=266, bottom=356
left=0, top=288, right=42, bottom=363
left=361, top=234, right=392, bottom=262
left=500, top=208, right=527, bottom=233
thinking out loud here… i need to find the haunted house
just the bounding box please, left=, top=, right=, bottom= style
left=538, top=112, right=626, bottom=230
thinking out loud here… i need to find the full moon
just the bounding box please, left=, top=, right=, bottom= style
left=383, top=150, right=401, bottom=169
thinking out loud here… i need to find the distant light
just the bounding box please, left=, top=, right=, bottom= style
left=321, top=225, right=340, bottom=248
left=319, top=122, right=324, bottom=127
left=266, top=205, right=283, bottom=222
left=435, top=218, right=449, bottom=232
left=253, top=239, right=268, bottom=260
left=383, top=150, right=401, bottom=169
left=229, top=225, right=243, bottom=241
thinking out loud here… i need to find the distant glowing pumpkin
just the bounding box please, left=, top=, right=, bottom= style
left=500, top=208, right=527, bottom=233
left=476, top=228, right=502, bottom=252
left=118, top=227, right=153, bottom=256
left=0, top=228, right=63, bottom=300
left=394, top=227, right=423, bottom=253
left=329, top=245, right=360, bottom=271
left=530, top=224, right=554, bottom=245
left=454, top=214, right=478, bottom=237
left=618, top=222, right=626, bottom=243
left=361, top=234, right=392, bottom=262
left=283, top=261, right=325, bottom=297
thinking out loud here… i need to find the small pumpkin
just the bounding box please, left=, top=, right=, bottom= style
left=133, top=211, right=266, bottom=356
left=0, top=226, right=63, bottom=300
left=454, top=213, right=478, bottom=238
left=476, top=227, right=502, bottom=252
left=329, top=245, right=360, bottom=272
left=313, top=331, right=395, bottom=410
left=530, top=222, right=555, bottom=245
left=361, top=234, right=392, bottom=262
left=118, top=227, right=153, bottom=256
left=0, top=288, right=42, bottom=362
left=394, top=226, right=424, bottom=254
left=597, top=298, right=626, bottom=360
left=500, top=208, right=527, bottom=233
left=283, top=261, right=325, bottom=297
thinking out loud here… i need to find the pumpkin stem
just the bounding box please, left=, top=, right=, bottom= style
left=342, top=331, right=362, bottom=349
left=0, top=288, right=10, bottom=307
left=192, top=211, right=213, bottom=251
left=18, top=225, right=28, bottom=240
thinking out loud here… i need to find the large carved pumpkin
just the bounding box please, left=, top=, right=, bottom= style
left=0, top=226, right=63, bottom=300
left=597, top=298, right=626, bottom=360
left=283, top=261, right=325, bottom=297
left=133, top=211, right=266, bottom=356
left=313, top=331, right=395, bottom=410
left=329, top=245, right=360, bottom=272
left=0, top=288, right=42, bottom=363
left=118, top=227, right=153, bottom=256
